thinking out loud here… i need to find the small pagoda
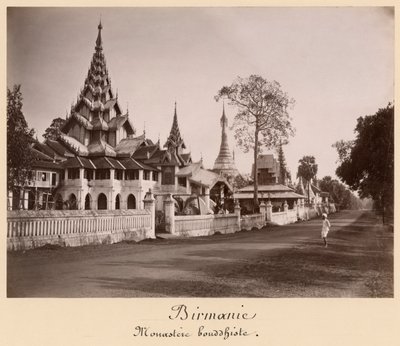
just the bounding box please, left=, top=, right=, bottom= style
left=213, top=104, right=238, bottom=178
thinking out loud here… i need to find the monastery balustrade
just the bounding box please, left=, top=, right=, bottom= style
left=7, top=209, right=154, bottom=251
left=174, top=214, right=239, bottom=237
left=240, top=213, right=265, bottom=230
left=270, top=209, right=298, bottom=225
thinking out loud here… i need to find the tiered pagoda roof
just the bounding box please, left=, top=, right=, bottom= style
left=61, top=21, right=135, bottom=157
left=34, top=23, right=193, bottom=172
left=164, top=102, right=186, bottom=151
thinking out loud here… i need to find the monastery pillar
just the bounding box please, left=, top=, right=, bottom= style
left=77, top=189, right=84, bottom=210
left=164, top=193, right=175, bottom=234
left=23, top=190, right=29, bottom=210
left=79, top=168, right=84, bottom=181
left=143, top=189, right=156, bottom=239
left=108, top=190, right=114, bottom=210
left=186, top=177, right=190, bottom=194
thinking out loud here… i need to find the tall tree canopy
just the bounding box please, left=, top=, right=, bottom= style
left=215, top=75, right=295, bottom=209
left=318, top=175, right=362, bottom=210
left=334, top=104, right=394, bottom=222
left=43, top=117, right=66, bottom=141
left=7, top=85, right=35, bottom=192
left=297, top=156, right=318, bottom=203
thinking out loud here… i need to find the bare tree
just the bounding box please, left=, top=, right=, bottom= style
left=215, top=75, right=295, bottom=210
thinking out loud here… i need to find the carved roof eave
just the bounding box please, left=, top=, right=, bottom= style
left=124, top=116, right=135, bottom=135
left=58, top=135, right=89, bottom=157
left=71, top=112, right=93, bottom=130
left=61, top=115, right=91, bottom=134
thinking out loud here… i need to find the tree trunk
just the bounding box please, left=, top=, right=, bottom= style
left=253, top=129, right=259, bottom=213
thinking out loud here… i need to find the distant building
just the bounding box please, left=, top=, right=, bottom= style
left=234, top=184, right=304, bottom=214
left=252, top=154, right=280, bottom=185
left=234, top=154, right=305, bottom=212
left=296, top=178, right=329, bottom=205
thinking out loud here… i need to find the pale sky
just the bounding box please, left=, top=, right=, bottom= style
left=7, top=7, right=394, bottom=180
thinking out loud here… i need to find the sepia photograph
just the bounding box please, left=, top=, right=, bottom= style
left=6, top=6, right=394, bottom=302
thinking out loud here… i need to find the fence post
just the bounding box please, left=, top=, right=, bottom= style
left=294, top=200, right=298, bottom=219
left=164, top=193, right=175, bottom=235
left=234, top=199, right=241, bottom=231
left=143, top=189, right=156, bottom=239
left=266, top=200, right=272, bottom=222
left=259, top=201, right=266, bottom=227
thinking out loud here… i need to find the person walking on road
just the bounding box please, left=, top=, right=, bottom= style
left=321, top=213, right=331, bottom=247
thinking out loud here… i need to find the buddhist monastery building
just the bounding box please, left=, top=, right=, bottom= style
left=9, top=22, right=233, bottom=214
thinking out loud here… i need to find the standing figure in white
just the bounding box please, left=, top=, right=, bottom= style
left=321, top=213, right=331, bottom=248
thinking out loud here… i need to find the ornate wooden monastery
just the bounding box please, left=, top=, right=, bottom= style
left=10, top=22, right=234, bottom=213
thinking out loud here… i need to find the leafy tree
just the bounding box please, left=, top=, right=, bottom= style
left=319, top=175, right=362, bottom=210
left=297, top=156, right=318, bottom=203
left=233, top=173, right=251, bottom=190
left=215, top=75, right=295, bottom=210
left=277, top=141, right=289, bottom=185
left=7, top=85, right=35, bottom=203
left=43, top=117, right=66, bottom=141
left=334, top=104, right=394, bottom=223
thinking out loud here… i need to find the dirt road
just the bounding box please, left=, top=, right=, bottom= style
left=7, top=210, right=393, bottom=297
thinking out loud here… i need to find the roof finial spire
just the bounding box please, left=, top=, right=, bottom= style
left=143, top=121, right=146, bottom=138
left=220, top=100, right=228, bottom=129
left=126, top=102, right=129, bottom=115
left=96, top=18, right=103, bottom=49
left=174, top=100, right=177, bottom=117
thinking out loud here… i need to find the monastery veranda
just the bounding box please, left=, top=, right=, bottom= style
left=7, top=23, right=335, bottom=251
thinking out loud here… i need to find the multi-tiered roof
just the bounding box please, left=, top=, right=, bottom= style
left=60, top=21, right=135, bottom=157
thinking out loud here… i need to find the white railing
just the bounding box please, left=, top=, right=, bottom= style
left=241, top=213, right=265, bottom=230
left=7, top=209, right=152, bottom=251
left=175, top=214, right=239, bottom=236
left=270, top=211, right=287, bottom=225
